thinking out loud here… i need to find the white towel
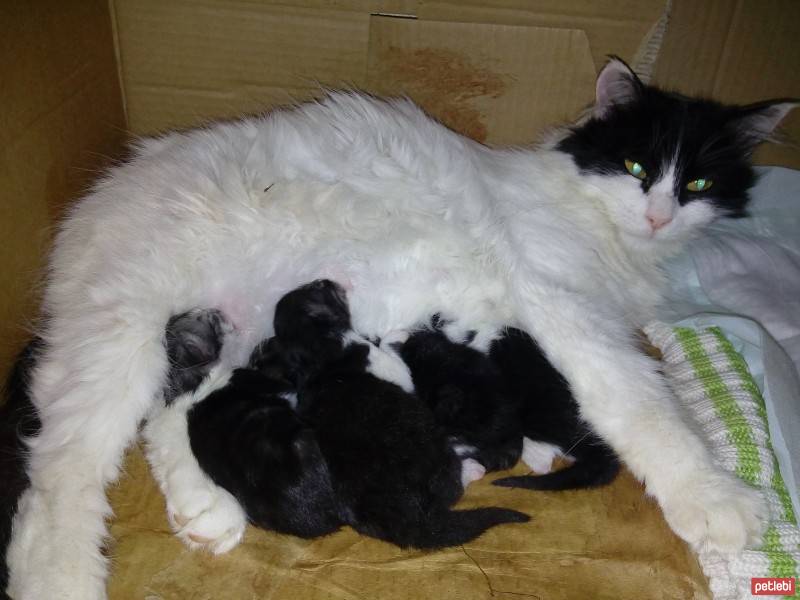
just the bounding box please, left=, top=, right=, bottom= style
left=646, top=323, right=799, bottom=600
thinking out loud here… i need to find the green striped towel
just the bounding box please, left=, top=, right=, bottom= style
left=645, top=323, right=799, bottom=599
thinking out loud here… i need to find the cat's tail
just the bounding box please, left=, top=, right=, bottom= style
left=0, top=339, right=42, bottom=594
left=409, top=507, right=529, bottom=549
left=492, top=448, right=620, bottom=491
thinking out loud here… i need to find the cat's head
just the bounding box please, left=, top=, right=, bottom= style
left=557, top=57, right=797, bottom=252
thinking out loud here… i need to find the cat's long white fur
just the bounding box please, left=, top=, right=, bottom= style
left=6, top=91, right=764, bottom=599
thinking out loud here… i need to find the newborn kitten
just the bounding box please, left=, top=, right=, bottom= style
left=187, top=337, right=342, bottom=539
left=398, top=321, right=524, bottom=472
left=400, top=322, right=619, bottom=490
left=170, top=280, right=528, bottom=549
left=490, top=328, right=620, bottom=490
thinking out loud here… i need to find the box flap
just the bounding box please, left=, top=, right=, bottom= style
left=417, top=0, right=668, bottom=71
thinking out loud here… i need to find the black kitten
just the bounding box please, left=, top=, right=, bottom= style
left=398, top=324, right=523, bottom=472
left=399, top=321, right=619, bottom=491
left=489, top=328, right=620, bottom=491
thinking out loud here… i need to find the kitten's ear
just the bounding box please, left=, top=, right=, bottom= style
left=729, top=99, right=799, bottom=148
left=594, top=57, right=643, bottom=119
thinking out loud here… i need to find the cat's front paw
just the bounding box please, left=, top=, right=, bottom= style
left=165, top=472, right=247, bottom=554
left=659, top=470, right=766, bottom=553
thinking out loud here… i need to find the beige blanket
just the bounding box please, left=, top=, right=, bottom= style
left=107, top=445, right=710, bottom=599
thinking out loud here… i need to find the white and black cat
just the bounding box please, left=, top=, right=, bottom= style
left=399, top=322, right=620, bottom=489
left=5, top=57, right=796, bottom=599
left=171, top=280, right=527, bottom=548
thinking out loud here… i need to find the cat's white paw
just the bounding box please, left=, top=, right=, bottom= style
left=461, top=458, right=487, bottom=488
left=166, top=475, right=248, bottom=554
left=521, top=438, right=562, bottom=474
left=659, top=470, right=766, bottom=553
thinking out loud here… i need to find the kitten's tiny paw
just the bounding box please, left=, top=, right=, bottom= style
left=660, top=470, right=766, bottom=553
left=167, top=483, right=247, bottom=554
left=381, top=329, right=410, bottom=354
left=461, top=458, right=487, bottom=488
left=381, top=329, right=410, bottom=348
left=442, top=321, right=476, bottom=345
left=209, top=308, right=235, bottom=336
left=442, top=320, right=498, bottom=352
left=521, top=438, right=562, bottom=474
left=366, top=343, right=414, bottom=393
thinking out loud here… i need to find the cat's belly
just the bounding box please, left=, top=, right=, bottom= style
left=184, top=180, right=510, bottom=366
left=47, top=171, right=509, bottom=374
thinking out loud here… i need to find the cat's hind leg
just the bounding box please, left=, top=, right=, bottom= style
left=6, top=311, right=170, bottom=600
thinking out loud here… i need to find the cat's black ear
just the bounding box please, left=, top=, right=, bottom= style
left=594, top=57, right=643, bottom=119
left=728, top=99, right=799, bottom=149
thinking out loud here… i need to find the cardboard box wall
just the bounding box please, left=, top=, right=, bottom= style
left=2, top=0, right=799, bottom=379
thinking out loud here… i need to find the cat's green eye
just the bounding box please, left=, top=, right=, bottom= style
left=624, top=159, right=647, bottom=180
left=687, top=178, right=713, bottom=192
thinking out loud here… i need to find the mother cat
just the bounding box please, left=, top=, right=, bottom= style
left=6, top=58, right=796, bottom=599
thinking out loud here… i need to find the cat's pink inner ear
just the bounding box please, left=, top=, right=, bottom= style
left=594, top=58, right=641, bottom=119
left=734, top=100, right=799, bottom=143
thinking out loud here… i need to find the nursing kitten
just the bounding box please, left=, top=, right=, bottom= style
left=489, top=328, right=620, bottom=490
left=178, top=280, right=528, bottom=549
left=8, top=56, right=795, bottom=598
left=187, top=343, right=343, bottom=540
left=397, top=321, right=524, bottom=473
left=399, top=322, right=619, bottom=489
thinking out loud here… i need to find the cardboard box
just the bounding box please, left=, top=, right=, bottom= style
left=1, top=3, right=797, bottom=598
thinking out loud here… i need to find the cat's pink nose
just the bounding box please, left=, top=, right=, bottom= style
left=647, top=214, right=672, bottom=231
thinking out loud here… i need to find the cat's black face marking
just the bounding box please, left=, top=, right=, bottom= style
left=557, top=58, right=797, bottom=220
left=558, top=88, right=758, bottom=216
